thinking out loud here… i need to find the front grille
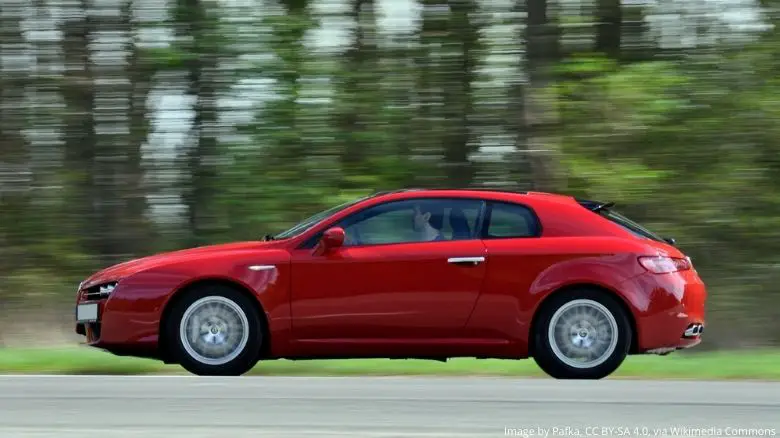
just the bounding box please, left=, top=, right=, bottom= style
left=81, top=288, right=107, bottom=301
left=80, top=282, right=116, bottom=301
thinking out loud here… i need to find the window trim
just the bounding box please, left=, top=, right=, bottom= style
left=299, top=197, right=488, bottom=250
left=479, top=201, right=543, bottom=240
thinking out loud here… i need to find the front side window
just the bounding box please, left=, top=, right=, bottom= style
left=336, top=198, right=484, bottom=247
left=484, top=202, right=541, bottom=238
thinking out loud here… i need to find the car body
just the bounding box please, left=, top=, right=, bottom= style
left=74, top=189, right=706, bottom=378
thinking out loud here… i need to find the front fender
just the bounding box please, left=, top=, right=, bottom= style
left=97, top=249, right=292, bottom=353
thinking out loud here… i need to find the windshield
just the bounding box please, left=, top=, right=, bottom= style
left=272, top=197, right=367, bottom=240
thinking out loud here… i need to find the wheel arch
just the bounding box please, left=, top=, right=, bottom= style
left=528, top=283, right=639, bottom=356
left=157, top=277, right=271, bottom=363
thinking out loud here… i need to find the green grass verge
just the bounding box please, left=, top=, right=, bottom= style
left=1, top=347, right=779, bottom=379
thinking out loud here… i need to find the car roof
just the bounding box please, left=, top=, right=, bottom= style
left=369, top=188, right=578, bottom=204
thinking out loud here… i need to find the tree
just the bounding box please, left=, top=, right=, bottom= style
left=442, top=0, right=480, bottom=187
left=595, top=0, right=621, bottom=58
left=122, top=0, right=154, bottom=256
left=175, top=0, right=222, bottom=246
left=520, top=0, right=563, bottom=191
left=61, top=0, right=99, bottom=257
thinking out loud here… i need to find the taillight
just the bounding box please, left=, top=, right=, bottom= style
left=638, top=255, right=691, bottom=274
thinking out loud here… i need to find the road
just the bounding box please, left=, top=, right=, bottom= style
left=0, top=376, right=778, bottom=437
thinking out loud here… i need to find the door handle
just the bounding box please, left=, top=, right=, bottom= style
left=447, top=256, right=485, bottom=266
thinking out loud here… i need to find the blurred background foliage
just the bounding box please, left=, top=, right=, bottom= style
left=1, top=0, right=779, bottom=348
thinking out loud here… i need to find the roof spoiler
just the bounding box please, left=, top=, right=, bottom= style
left=576, top=198, right=614, bottom=213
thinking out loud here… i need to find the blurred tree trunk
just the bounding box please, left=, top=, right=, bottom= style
left=0, top=0, right=31, bottom=277
left=122, top=0, right=153, bottom=256
left=277, top=0, right=310, bottom=166
left=412, top=0, right=450, bottom=187
left=382, top=35, right=419, bottom=188
left=442, top=0, right=479, bottom=187
left=338, top=0, right=376, bottom=180
left=28, top=0, right=65, bottom=255
left=85, top=0, right=145, bottom=263
left=0, top=1, right=28, bottom=178
left=595, top=0, right=621, bottom=58
left=176, top=0, right=220, bottom=246
left=61, top=0, right=99, bottom=257
left=521, top=0, right=563, bottom=192
left=620, top=4, right=654, bottom=62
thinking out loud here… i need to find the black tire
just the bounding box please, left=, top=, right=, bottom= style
left=164, top=283, right=263, bottom=376
left=532, top=289, right=632, bottom=380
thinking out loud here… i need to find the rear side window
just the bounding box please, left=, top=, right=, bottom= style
left=577, top=199, right=664, bottom=242
left=484, top=202, right=541, bottom=238
left=601, top=210, right=664, bottom=242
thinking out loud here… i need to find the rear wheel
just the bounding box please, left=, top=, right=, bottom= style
left=164, top=284, right=263, bottom=376
left=532, top=289, right=631, bottom=379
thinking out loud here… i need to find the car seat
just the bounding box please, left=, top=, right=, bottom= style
left=449, top=207, right=471, bottom=240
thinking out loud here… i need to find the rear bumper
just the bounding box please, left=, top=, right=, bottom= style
left=644, top=324, right=704, bottom=355
left=626, top=269, right=707, bottom=353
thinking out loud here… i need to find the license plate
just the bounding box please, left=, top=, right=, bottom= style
left=76, top=303, right=99, bottom=322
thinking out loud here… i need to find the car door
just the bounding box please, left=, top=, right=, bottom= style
left=465, top=200, right=555, bottom=341
left=289, top=197, right=488, bottom=350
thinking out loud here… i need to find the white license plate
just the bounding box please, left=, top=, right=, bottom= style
left=76, top=303, right=99, bottom=322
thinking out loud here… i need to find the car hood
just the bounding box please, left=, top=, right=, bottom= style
left=81, top=241, right=280, bottom=288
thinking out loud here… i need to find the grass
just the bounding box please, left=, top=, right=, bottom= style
left=1, top=346, right=779, bottom=380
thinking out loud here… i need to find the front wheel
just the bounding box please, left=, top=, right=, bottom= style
left=165, top=284, right=263, bottom=376
left=532, top=289, right=632, bottom=379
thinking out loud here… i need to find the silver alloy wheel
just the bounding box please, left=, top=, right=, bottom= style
left=547, top=298, right=619, bottom=369
left=179, top=295, right=250, bottom=366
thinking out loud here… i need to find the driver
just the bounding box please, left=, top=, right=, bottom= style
left=412, top=202, right=445, bottom=241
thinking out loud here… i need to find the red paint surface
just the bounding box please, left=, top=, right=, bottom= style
left=75, top=190, right=706, bottom=361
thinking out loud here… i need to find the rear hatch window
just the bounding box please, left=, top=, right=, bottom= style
left=577, top=199, right=666, bottom=243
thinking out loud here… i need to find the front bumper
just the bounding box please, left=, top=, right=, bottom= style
left=74, top=280, right=116, bottom=344
left=73, top=279, right=168, bottom=362
left=75, top=300, right=106, bottom=345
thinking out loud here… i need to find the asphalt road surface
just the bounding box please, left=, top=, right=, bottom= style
left=0, top=375, right=778, bottom=437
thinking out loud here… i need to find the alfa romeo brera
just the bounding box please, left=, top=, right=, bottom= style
left=74, top=189, right=706, bottom=379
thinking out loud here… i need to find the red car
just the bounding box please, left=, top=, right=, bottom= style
left=74, top=189, right=706, bottom=379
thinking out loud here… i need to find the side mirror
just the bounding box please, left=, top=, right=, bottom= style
left=663, top=237, right=676, bottom=246
left=313, top=227, right=345, bottom=255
